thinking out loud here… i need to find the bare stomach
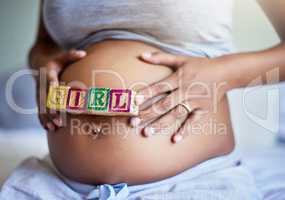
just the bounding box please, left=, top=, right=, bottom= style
left=48, top=40, right=235, bottom=185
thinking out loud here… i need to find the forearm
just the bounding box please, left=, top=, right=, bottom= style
left=219, top=42, right=285, bottom=90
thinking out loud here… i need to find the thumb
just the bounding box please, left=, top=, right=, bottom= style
left=47, top=50, right=87, bottom=82
left=55, top=49, right=87, bottom=67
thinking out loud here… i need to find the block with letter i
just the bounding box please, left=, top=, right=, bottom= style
left=47, top=85, right=70, bottom=110
left=87, top=88, right=110, bottom=113
left=67, top=88, right=88, bottom=113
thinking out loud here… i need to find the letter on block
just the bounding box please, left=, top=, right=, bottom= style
left=67, top=88, right=88, bottom=111
left=87, top=88, right=110, bottom=112
left=47, top=85, right=70, bottom=110
left=109, top=89, right=132, bottom=113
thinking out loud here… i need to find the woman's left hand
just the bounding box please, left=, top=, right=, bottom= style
left=130, top=52, right=233, bottom=143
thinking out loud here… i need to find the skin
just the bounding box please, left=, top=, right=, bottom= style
left=38, top=40, right=233, bottom=185
left=28, top=1, right=87, bottom=130
left=30, top=1, right=285, bottom=138
left=129, top=0, right=285, bottom=143
left=28, top=0, right=285, bottom=184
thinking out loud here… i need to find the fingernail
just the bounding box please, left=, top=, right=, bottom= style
left=173, top=134, right=183, bottom=143
left=53, top=118, right=62, bottom=127
left=144, top=127, right=155, bottom=137
left=135, top=95, right=144, bottom=105
left=46, top=122, right=55, bottom=132
left=76, top=50, right=87, bottom=57
left=130, top=117, right=141, bottom=127
left=142, top=52, right=152, bottom=59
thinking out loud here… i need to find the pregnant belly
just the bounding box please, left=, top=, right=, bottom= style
left=48, top=40, right=235, bottom=185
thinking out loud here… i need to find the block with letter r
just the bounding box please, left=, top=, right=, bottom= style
left=87, top=88, right=110, bottom=112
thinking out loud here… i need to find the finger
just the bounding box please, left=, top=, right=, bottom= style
left=140, top=52, right=187, bottom=68
left=39, top=107, right=63, bottom=130
left=52, top=117, right=63, bottom=127
left=46, top=65, right=59, bottom=83
left=54, top=49, right=87, bottom=67
left=46, top=122, right=56, bottom=132
left=172, top=109, right=204, bottom=143
left=47, top=107, right=64, bottom=127
left=143, top=103, right=189, bottom=137
left=131, top=90, right=183, bottom=127
left=50, top=113, right=63, bottom=127
left=46, top=50, right=87, bottom=82
left=39, top=113, right=56, bottom=132
left=135, top=71, right=179, bottom=106
left=48, top=113, right=63, bottom=130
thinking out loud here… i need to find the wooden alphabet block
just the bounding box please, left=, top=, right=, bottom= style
left=67, top=88, right=88, bottom=111
left=109, top=89, right=131, bottom=113
left=47, top=85, right=70, bottom=110
left=87, top=88, right=110, bottom=112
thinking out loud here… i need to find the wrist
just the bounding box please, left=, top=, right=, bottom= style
left=214, top=53, right=248, bottom=91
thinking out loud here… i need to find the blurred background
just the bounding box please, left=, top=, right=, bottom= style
left=0, top=0, right=284, bottom=185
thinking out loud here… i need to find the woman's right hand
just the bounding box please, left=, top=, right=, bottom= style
left=37, top=49, right=87, bottom=131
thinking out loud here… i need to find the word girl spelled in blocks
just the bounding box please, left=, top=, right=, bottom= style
left=47, top=86, right=139, bottom=116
